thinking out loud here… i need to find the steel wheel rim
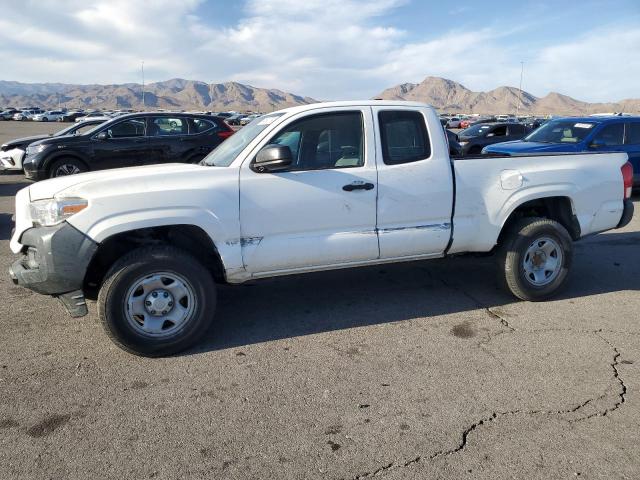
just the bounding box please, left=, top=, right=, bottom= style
left=54, top=164, right=81, bottom=176
left=522, top=236, right=563, bottom=286
left=124, top=272, right=197, bottom=338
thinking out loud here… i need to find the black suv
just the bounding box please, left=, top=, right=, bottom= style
left=23, top=113, right=234, bottom=180
left=457, top=122, right=529, bottom=156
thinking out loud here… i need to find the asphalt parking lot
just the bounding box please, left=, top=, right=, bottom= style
left=1, top=123, right=639, bottom=479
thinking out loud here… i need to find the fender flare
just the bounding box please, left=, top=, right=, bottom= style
left=69, top=207, right=244, bottom=277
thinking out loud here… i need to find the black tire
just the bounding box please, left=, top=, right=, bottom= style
left=42, top=117, right=48, bottom=122
left=496, top=217, right=573, bottom=301
left=98, top=246, right=216, bottom=357
left=48, top=158, right=88, bottom=178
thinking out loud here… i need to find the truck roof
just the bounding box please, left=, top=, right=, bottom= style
left=275, top=100, right=435, bottom=115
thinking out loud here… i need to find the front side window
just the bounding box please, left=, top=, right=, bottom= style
left=267, top=111, right=364, bottom=170
left=592, top=123, right=624, bottom=146
left=105, top=119, right=146, bottom=138
left=379, top=110, right=431, bottom=165
left=150, top=117, right=187, bottom=136
left=490, top=126, right=508, bottom=137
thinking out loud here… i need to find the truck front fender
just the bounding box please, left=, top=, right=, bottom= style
left=68, top=207, right=245, bottom=280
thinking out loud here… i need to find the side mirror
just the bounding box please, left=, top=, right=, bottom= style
left=252, top=144, right=293, bottom=173
left=96, top=131, right=109, bottom=140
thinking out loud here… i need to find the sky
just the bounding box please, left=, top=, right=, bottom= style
left=0, top=0, right=639, bottom=102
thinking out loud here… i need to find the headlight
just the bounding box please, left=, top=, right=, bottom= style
left=26, top=144, right=50, bottom=155
left=29, top=198, right=88, bottom=227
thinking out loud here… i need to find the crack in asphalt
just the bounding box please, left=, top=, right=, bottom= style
left=347, top=281, right=631, bottom=480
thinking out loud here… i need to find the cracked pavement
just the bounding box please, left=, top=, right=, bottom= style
left=0, top=167, right=638, bottom=479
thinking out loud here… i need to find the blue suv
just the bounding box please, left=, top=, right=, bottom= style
left=483, top=116, right=640, bottom=187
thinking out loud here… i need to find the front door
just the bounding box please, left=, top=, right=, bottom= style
left=372, top=107, right=454, bottom=258
left=92, top=118, right=148, bottom=170
left=239, top=107, right=379, bottom=274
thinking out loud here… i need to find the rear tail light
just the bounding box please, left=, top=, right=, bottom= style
left=621, top=161, right=633, bottom=199
left=217, top=130, right=234, bottom=139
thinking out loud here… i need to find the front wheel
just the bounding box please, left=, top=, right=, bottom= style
left=49, top=158, right=87, bottom=178
left=497, top=217, right=573, bottom=301
left=98, top=246, right=216, bottom=356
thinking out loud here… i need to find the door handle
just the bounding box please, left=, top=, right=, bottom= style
left=343, top=182, right=375, bottom=191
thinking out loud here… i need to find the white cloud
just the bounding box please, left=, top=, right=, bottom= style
left=0, top=0, right=637, bottom=102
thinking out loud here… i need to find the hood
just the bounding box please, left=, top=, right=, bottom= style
left=30, top=133, right=86, bottom=148
left=28, top=163, right=207, bottom=201
left=3, top=134, right=50, bottom=149
left=484, top=140, right=579, bottom=154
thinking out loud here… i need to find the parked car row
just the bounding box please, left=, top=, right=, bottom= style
left=481, top=115, right=640, bottom=186
left=1, top=112, right=235, bottom=180
left=0, top=120, right=105, bottom=172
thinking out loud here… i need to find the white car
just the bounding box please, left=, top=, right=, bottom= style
left=32, top=111, right=66, bottom=122
left=446, top=117, right=462, bottom=128
left=75, top=114, right=110, bottom=123
left=9, top=100, right=634, bottom=356
left=13, top=110, right=37, bottom=121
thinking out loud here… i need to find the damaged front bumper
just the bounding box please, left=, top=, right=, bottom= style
left=9, top=222, right=98, bottom=317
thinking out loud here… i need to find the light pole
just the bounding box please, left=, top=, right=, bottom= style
left=516, top=61, right=524, bottom=117
left=141, top=61, right=145, bottom=111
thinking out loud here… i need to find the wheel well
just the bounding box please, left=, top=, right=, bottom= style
left=499, top=196, right=581, bottom=243
left=83, top=225, right=226, bottom=300
left=46, top=155, right=89, bottom=177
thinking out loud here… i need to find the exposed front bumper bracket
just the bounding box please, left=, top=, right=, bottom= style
left=57, top=290, right=88, bottom=318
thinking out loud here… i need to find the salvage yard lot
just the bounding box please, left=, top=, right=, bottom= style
left=0, top=123, right=639, bottom=478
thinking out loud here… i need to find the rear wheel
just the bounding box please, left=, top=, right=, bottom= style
left=98, top=246, right=216, bottom=356
left=49, top=158, right=87, bottom=178
left=497, top=217, right=573, bottom=301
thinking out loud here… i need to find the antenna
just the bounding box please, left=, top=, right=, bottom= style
left=516, top=61, right=524, bottom=117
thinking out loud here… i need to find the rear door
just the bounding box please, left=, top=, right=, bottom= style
left=146, top=116, right=190, bottom=164
left=372, top=107, right=454, bottom=258
left=624, top=121, right=640, bottom=185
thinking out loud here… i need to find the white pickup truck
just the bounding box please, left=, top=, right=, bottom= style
left=9, top=101, right=634, bottom=356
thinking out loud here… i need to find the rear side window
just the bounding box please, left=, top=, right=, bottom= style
left=593, top=123, right=624, bottom=146
left=625, top=123, right=640, bottom=145
left=190, top=118, right=217, bottom=134
left=379, top=111, right=431, bottom=165
left=149, top=117, right=188, bottom=136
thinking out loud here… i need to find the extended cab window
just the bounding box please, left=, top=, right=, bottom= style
left=379, top=111, right=430, bottom=165
left=268, top=112, right=364, bottom=170
left=149, top=117, right=187, bottom=136
left=106, top=119, right=146, bottom=138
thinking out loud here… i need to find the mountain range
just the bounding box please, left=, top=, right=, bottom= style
left=0, top=79, right=317, bottom=112
left=1, top=77, right=638, bottom=115
left=376, top=77, right=640, bottom=115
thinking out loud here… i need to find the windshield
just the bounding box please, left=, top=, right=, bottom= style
left=524, top=120, right=596, bottom=143
left=460, top=124, right=492, bottom=137
left=203, top=113, right=284, bottom=166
